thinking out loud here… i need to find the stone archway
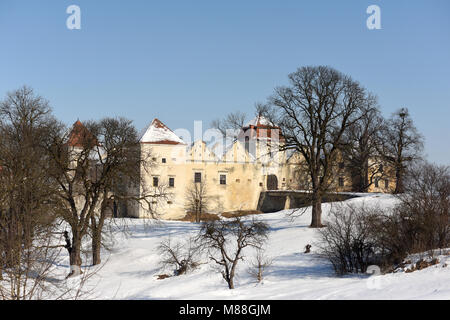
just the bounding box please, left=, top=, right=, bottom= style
left=267, top=174, right=278, bottom=190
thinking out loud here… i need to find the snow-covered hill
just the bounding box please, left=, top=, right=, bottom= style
left=73, top=194, right=450, bottom=300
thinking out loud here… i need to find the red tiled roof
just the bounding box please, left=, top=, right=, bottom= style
left=239, top=116, right=285, bottom=141
left=67, top=120, right=98, bottom=147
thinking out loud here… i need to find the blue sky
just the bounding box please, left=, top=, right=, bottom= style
left=1, top=0, right=449, bottom=164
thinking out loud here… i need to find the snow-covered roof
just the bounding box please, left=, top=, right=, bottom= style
left=140, top=118, right=186, bottom=145
left=245, top=116, right=274, bottom=127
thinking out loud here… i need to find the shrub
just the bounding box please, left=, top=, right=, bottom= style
left=318, top=203, right=380, bottom=275
left=371, top=162, right=450, bottom=263
left=319, top=162, right=450, bottom=275
left=158, top=236, right=201, bottom=276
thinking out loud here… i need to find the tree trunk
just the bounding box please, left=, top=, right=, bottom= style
left=228, top=278, right=234, bottom=289
left=68, top=232, right=83, bottom=278
left=228, top=268, right=235, bottom=289
left=92, top=233, right=101, bottom=265
left=363, top=160, right=369, bottom=192
left=310, top=193, right=324, bottom=228
left=395, top=166, right=404, bottom=194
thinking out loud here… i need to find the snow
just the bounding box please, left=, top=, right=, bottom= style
left=59, top=194, right=450, bottom=300
left=140, top=118, right=186, bottom=145
left=245, top=116, right=274, bottom=127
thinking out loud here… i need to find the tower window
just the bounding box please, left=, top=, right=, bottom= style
left=220, top=175, right=226, bottom=185
left=194, top=172, right=202, bottom=183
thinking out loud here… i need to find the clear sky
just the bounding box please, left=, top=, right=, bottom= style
left=1, top=0, right=449, bottom=164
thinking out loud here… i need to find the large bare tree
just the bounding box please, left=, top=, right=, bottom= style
left=45, top=117, right=167, bottom=274
left=87, top=117, right=168, bottom=265
left=378, top=108, right=423, bottom=194
left=266, top=66, right=368, bottom=227
left=0, top=87, right=64, bottom=298
left=341, top=96, right=385, bottom=192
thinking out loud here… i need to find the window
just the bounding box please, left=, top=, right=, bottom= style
left=385, top=179, right=389, bottom=189
left=338, top=177, right=344, bottom=187
left=339, top=162, right=345, bottom=169
left=153, top=177, right=159, bottom=187
left=162, top=158, right=166, bottom=163
left=169, top=177, right=175, bottom=188
left=236, top=179, right=240, bottom=183
left=194, top=172, right=202, bottom=183
left=379, top=164, right=384, bottom=173
left=220, top=175, right=226, bottom=185
left=259, top=182, right=263, bottom=187
left=245, top=136, right=250, bottom=153
left=375, top=178, right=379, bottom=188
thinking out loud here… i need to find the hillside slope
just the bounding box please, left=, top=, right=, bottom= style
left=74, top=194, right=450, bottom=300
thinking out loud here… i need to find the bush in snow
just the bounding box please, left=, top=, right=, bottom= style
left=158, top=236, right=201, bottom=276
left=371, top=162, right=450, bottom=263
left=318, top=203, right=381, bottom=275
left=320, top=162, right=450, bottom=275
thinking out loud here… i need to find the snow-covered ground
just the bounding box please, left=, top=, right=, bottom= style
left=69, top=193, right=450, bottom=300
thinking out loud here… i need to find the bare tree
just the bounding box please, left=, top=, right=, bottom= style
left=185, top=179, right=210, bottom=223
left=197, top=217, right=269, bottom=289
left=341, top=97, right=385, bottom=192
left=378, top=108, right=423, bottom=194
left=266, top=66, right=367, bottom=227
left=45, top=117, right=166, bottom=275
left=0, top=86, right=77, bottom=298
left=393, top=162, right=450, bottom=251
left=44, top=119, right=101, bottom=277
left=211, top=111, right=247, bottom=139
left=248, top=248, right=273, bottom=283
left=87, top=117, right=167, bottom=266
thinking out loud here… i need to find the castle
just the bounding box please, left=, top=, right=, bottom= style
left=128, top=117, right=393, bottom=219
